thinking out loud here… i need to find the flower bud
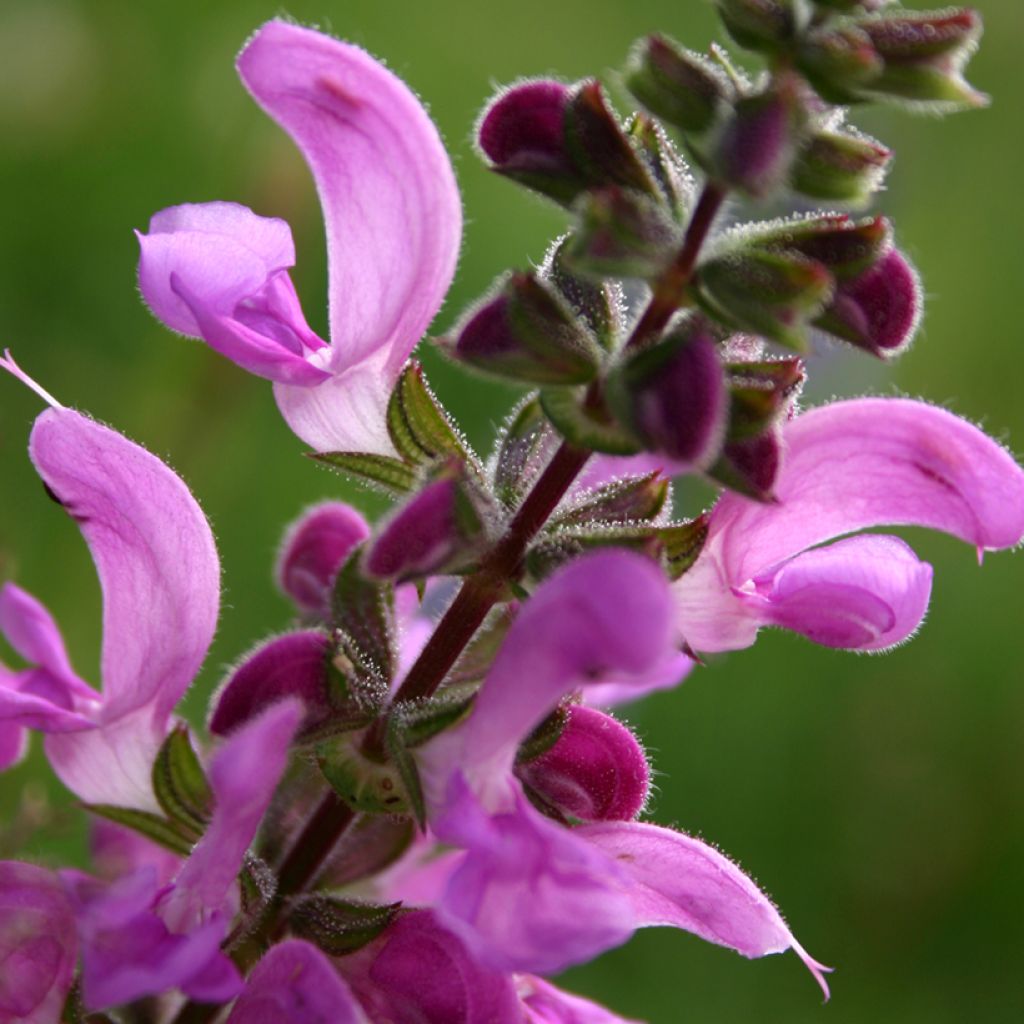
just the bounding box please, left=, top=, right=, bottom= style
left=713, top=77, right=808, bottom=198
left=448, top=272, right=603, bottom=385
left=276, top=502, right=371, bottom=615
left=477, top=80, right=586, bottom=204
left=624, top=34, right=736, bottom=135
left=516, top=705, right=649, bottom=822
left=750, top=214, right=891, bottom=281
left=815, top=248, right=921, bottom=357
left=627, top=115, right=695, bottom=218
left=364, top=466, right=488, bottom=583
left=790, top=126, right=891, bottom=205
left=608, top=321, right=728, bottom=468
left=695, top=247, right=833, bottom=350
left=716, top=0, right=810, bottom=53
left=725, top=356, right=805, bottom=439
left=797, top=24, right=884, bottom=103
left=567, top=186, right=682, bottom=279
left=542, top=236, right=622, bottom=351
left=708, top=424, right=783, bottom=501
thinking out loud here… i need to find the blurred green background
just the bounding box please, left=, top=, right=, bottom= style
left=1, top=0, right=1021, bottom=1020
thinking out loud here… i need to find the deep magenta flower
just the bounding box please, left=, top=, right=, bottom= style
left=137, top=20, right=462, bottom=455
left=0, top=354, right=219, bottom=809
left=674, top=398, right=1024, bottom=653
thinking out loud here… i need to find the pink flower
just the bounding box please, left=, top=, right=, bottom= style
left=137, top=20, right=462, bottom=455
left=673, top=398, right=1024, bottom=653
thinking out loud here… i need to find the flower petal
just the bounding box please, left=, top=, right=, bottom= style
left=226, top=940, right=366, bottom=1024
left=138, top=202, right=295, bottom=336
left=28, top=409, right=220, bottom=724
left=748, top=534, right=933, bottom=651
left=719, top=398, right=1024, bottom=581
left=357, top=910, right=520, bottom=1024
left=518, top=975, right=643, bottom=1024
left=238, top=21, right=462, bottom=376
left=0, top=861, right=77, bottom=1024
left=580, top=820, right=831, bottom=998
left=165, top=699, right=302, bottom=929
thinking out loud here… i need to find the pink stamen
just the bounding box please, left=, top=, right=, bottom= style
left=0, top=349, right=64, bottom=409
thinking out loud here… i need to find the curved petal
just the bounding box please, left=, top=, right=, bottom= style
left=137, top=202, right=295, bottom=336
left=747, top=534, right=933, bottom=651
left=0, top=862, right=77, bottom=1024
left=581, top=821, right=831, bottom=999
left=226, top=940, right=366, bottom=1024
left=238, top=20, right=462, bottom=376
left=29, top=409, right=220, bottom=724
left=165, top=699, right=302, bottom=930
left=518, top=976, right=643, bottom=1024
left=0, top=720, right=29, bottom=771
left=358, top=911, right=520, bottom=1024
left=719, top=398, right=1024, bottom=581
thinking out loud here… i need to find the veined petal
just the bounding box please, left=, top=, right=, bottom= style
left=0, top=861, right=77, bottom=1024
left=747, top=534, right=933, bottom=651
left=226, top=940, right=366, bottom=1024
left=28, top=409, right=220, bottom=724
left=238, top=21, right=462, bottom=375
left=581, top=820, right=831, bottom=999
left=358, top=910, right=520, bottom=1024
left=718, top=398, right=1024, bottom=581
left=165, top=699, right=302, bottom=930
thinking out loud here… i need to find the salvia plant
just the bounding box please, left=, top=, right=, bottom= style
left=0, top=3, right=1020, bottom=1022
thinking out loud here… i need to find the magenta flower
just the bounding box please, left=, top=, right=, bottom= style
left=674, top=398, right=1024, bottom=653
left=0, top=861, right=77, bottom=1024
left=137, top=20, right=462, bottom=455
left=415, top=551, right=829, bottom=991
left=0, top=354, right=219, bottom=809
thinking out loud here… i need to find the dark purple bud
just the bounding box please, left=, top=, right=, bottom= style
left=276, top=502, right=370, bottom=615
left=449, top=272, right=602, bottom=385
left=609, top=321, right=728, bottom=468
left=516, top=705, right=649, bottom=822
left=816, top=248, right=921, bottom=358
left=708, top=425, right=783, bottom=501
left=209, top=630, right=331, bottom=737
left=625, top=34, right=736, bottom=135
left=564, top=81, right=659, bottom=198
left=477, top=80, right=586, bottom=204
left=716, top=0, right=807, bottom=53
left=364, top=471, right=486, bottom=583
left=791, top=127, right=892, bottom=205
left=568, top=185, right=682, bottom=280
left=751, top=214, right=891, bottom=281
left=714, top=78, right=807, bottom=198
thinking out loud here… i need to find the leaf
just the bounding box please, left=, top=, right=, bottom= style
left=516, top=703, right=571, bottom=763
left=659, top=514, right=710, bottom=580
left=84, top=804, right=194, bottom=857
left=391, top=685, right=478, bottom=748
left=317, top=733, right=411, bottom=816
left=384, top=720, right=427, bottom=829
left=492, top=394, right=560, bottom=509
left=330, top=546, right=396, bottom=690
left=541, top=386, right=641, bottom=455
left=448, top=607, right=517, bottom=685
left=552, top=472, right=669, bottom=527
left=309, top=451, right=418, bottom=495
left=526, top=523, right=664, bottom=579
left=227, top=854, right=278, bottom=949
left=289, top=895, right=401, bottom=956
left=152, top=725, right=212, bottom=834
left=387, top=361, right=478, bottom=472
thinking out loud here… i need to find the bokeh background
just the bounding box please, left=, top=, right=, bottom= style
left=1, top=1, right=1021, bottom=1020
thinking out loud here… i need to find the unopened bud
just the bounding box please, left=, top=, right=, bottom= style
left=516, top=705, right=649, bottom=822
left=477, top=80, right=586, bottom=204
left=564, top=81, right=659, bottom=197
left=624, top=34, right=736, bottom=135
left=608, top=320, right=728, bottom=468
left=627, top=115, right=695, bottom=220
left=568, top=186, right=682, bottom=279
left=695, top=247, right=833, bottom=350
left=798, top=24, right=884, bottom=103
left=276, top=502, right=371, bottom=615
left=815, top=248, right=921, bottom=357
left=713, top=78, right=808, bottom=198
left=542, top=236, right=622, bottom=351
left=725, top=356, right=805, bottom=439
left=716, top=0, right=809, bottom=53
left=364, top=467, right=489, bottom=583
left=708, top=424, right=783, bottom=501
left=750, top=214, right=890, bottom=281
left=812, top=0, right=888, bottom=10
left=790, top=126, right=891, bottom=204
left=448, top=272, right=603, bottom=385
